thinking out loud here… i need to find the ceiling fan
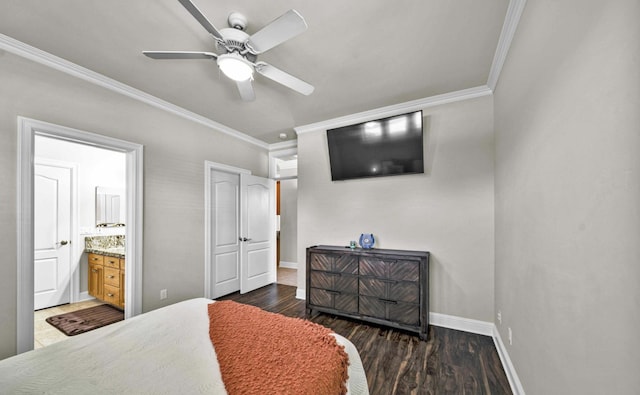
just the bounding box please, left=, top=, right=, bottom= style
left=143, top=0, right=314, bottom=101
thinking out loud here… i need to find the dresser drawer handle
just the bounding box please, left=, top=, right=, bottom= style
left=107, top=275, right=115, bottom=279
left=326, top=290, right=341, bottom=295
left=107, top=293, right=114, bottom=297
left=378, top=298, right=398, bottom=304
left=92, top=257, right=99, bottom=261
left=91, top=269, right=98, bottom=273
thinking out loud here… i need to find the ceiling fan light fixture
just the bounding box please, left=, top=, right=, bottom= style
left=217, top=53, right=254, bottom=81
left=143, top=1, right=314, bottom=99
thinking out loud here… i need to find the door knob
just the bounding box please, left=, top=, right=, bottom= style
left=238, top=237, right=252, bottom=242
left=59, top=240, right=69, bottom=246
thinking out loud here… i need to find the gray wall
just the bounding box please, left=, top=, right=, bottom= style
left=494, top=1, right=640, bottom=393
left=0, top=52, right=268, bottom=359
left=297, top=96, right=495, bottom=321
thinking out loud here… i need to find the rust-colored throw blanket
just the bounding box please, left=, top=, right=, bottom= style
left=208, top=301, right=349, bottom=395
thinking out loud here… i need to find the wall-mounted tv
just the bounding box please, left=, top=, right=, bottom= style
left=326, top=110, right=424, bottom=181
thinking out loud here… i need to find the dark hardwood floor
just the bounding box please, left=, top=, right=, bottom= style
left=218, top=284, right=512, bottom=395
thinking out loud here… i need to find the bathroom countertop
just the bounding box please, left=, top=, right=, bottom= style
left=85, top=247, right=125, bottom=259
left=85, top=235, right=125, bottom=259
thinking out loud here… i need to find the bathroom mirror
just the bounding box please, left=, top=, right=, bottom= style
left=96, top=186, right=125, bottom=227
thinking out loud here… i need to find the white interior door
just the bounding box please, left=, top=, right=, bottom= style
left=210, top=170, right=241, bottom=298
left=34, top=163, right=72, bottom=310
left=240, top=174, right=276, bottom=293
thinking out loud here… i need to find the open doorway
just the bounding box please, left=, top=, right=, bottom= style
left=17, top=117, right=143, bottom=354
left=33, top=136, right=127, bottom=348
left=272, top=153, right=298, bottom=287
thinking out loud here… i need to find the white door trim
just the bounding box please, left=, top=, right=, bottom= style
left=268, top=147, right=298, bottom=179
left=34, top=158, right=79, bottom=306
left=17, top=117, right=144, bottom=354
left=203, top=161, right=250, bottom=299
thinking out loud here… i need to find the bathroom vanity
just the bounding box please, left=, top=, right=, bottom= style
left=86, top=236, right=125, bottom=309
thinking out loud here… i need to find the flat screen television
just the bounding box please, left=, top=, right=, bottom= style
left=326, top=110, right=424, bottom=181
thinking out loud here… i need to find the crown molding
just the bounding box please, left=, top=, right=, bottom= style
left=0, top=33, right=268, bottom=149
left=1, top=0, right=525, bottom=147
left=294, top=85, right=492, bottom=135
left=487, top=0, right=527, bottom=91
left=293, top=0, right=525, bottom=135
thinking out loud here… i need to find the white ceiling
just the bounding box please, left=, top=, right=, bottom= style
left=0, top=0, right=510, bottom=144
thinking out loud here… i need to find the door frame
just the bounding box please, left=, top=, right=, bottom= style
left=17, top=117, right=144, bottom=354
left=268, top=148, right=299, bottom=294
left=268, top=147, right=297, bottom=179
left=33, top=158, right=78, bottom=308
left=203, top=161, right=250, bottom=299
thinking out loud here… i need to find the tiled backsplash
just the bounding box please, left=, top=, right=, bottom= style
left=84, top=235, right=125, bottom=250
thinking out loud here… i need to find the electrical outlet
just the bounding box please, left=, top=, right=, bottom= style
left=160, top=289, right=168, bottom=300
left=508, top=327, right=513, bottom=345
left=497, top=310, right=502, bottom=325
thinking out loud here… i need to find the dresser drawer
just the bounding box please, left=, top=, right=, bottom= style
left=309, top=253, right=358, bottom=274
left=388, top=303, right=421, bottom=326
left=359, top=278, right=419, bottom=303
left=104, top=267, right=120, bottom=287
left=359, top=257, right=419, bottom=281
left=103, top=284, right=120, bottom=306
left=88, top=253, right=104, bottom=265
left=310, top=271, right=358, bottom=293
left=359, top=295, right=420, bottom=326
left=309, top=288, right=358, bottom=314
left=104, top=256, right=120, bottom=269
left=389, top=260, right=420, bottom=281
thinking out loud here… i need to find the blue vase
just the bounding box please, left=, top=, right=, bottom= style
left=359, top=233, right=375, bottom=249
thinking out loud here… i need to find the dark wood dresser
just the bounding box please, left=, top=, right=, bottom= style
left=306, top=245, right=430, bottom=340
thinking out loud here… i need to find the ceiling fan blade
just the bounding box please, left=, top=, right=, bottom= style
left=236, top=79, right=256, bottom=102
left=255, top=61, right=314, bottom=95
left=143, top=51, right=218, bottom=60
left=246, top=9, right=308, bottom=54
left=177, top=0, right=224, bottom=41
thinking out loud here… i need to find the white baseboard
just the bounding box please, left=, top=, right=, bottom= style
left=493, top=326, right=526, bottom=395
left=429, top=312, right=494, bottom=336
left=279, top=261, right=298, bottom=269
left=429, top=313, right=524, bottom=393
left=295, top=288, right=306, bottom=300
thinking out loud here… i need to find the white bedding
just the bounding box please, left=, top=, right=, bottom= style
left=0, top=298, right=368, bottom=394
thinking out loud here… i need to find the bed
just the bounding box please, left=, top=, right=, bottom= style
left=0, top=298, right=369, bottom=394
